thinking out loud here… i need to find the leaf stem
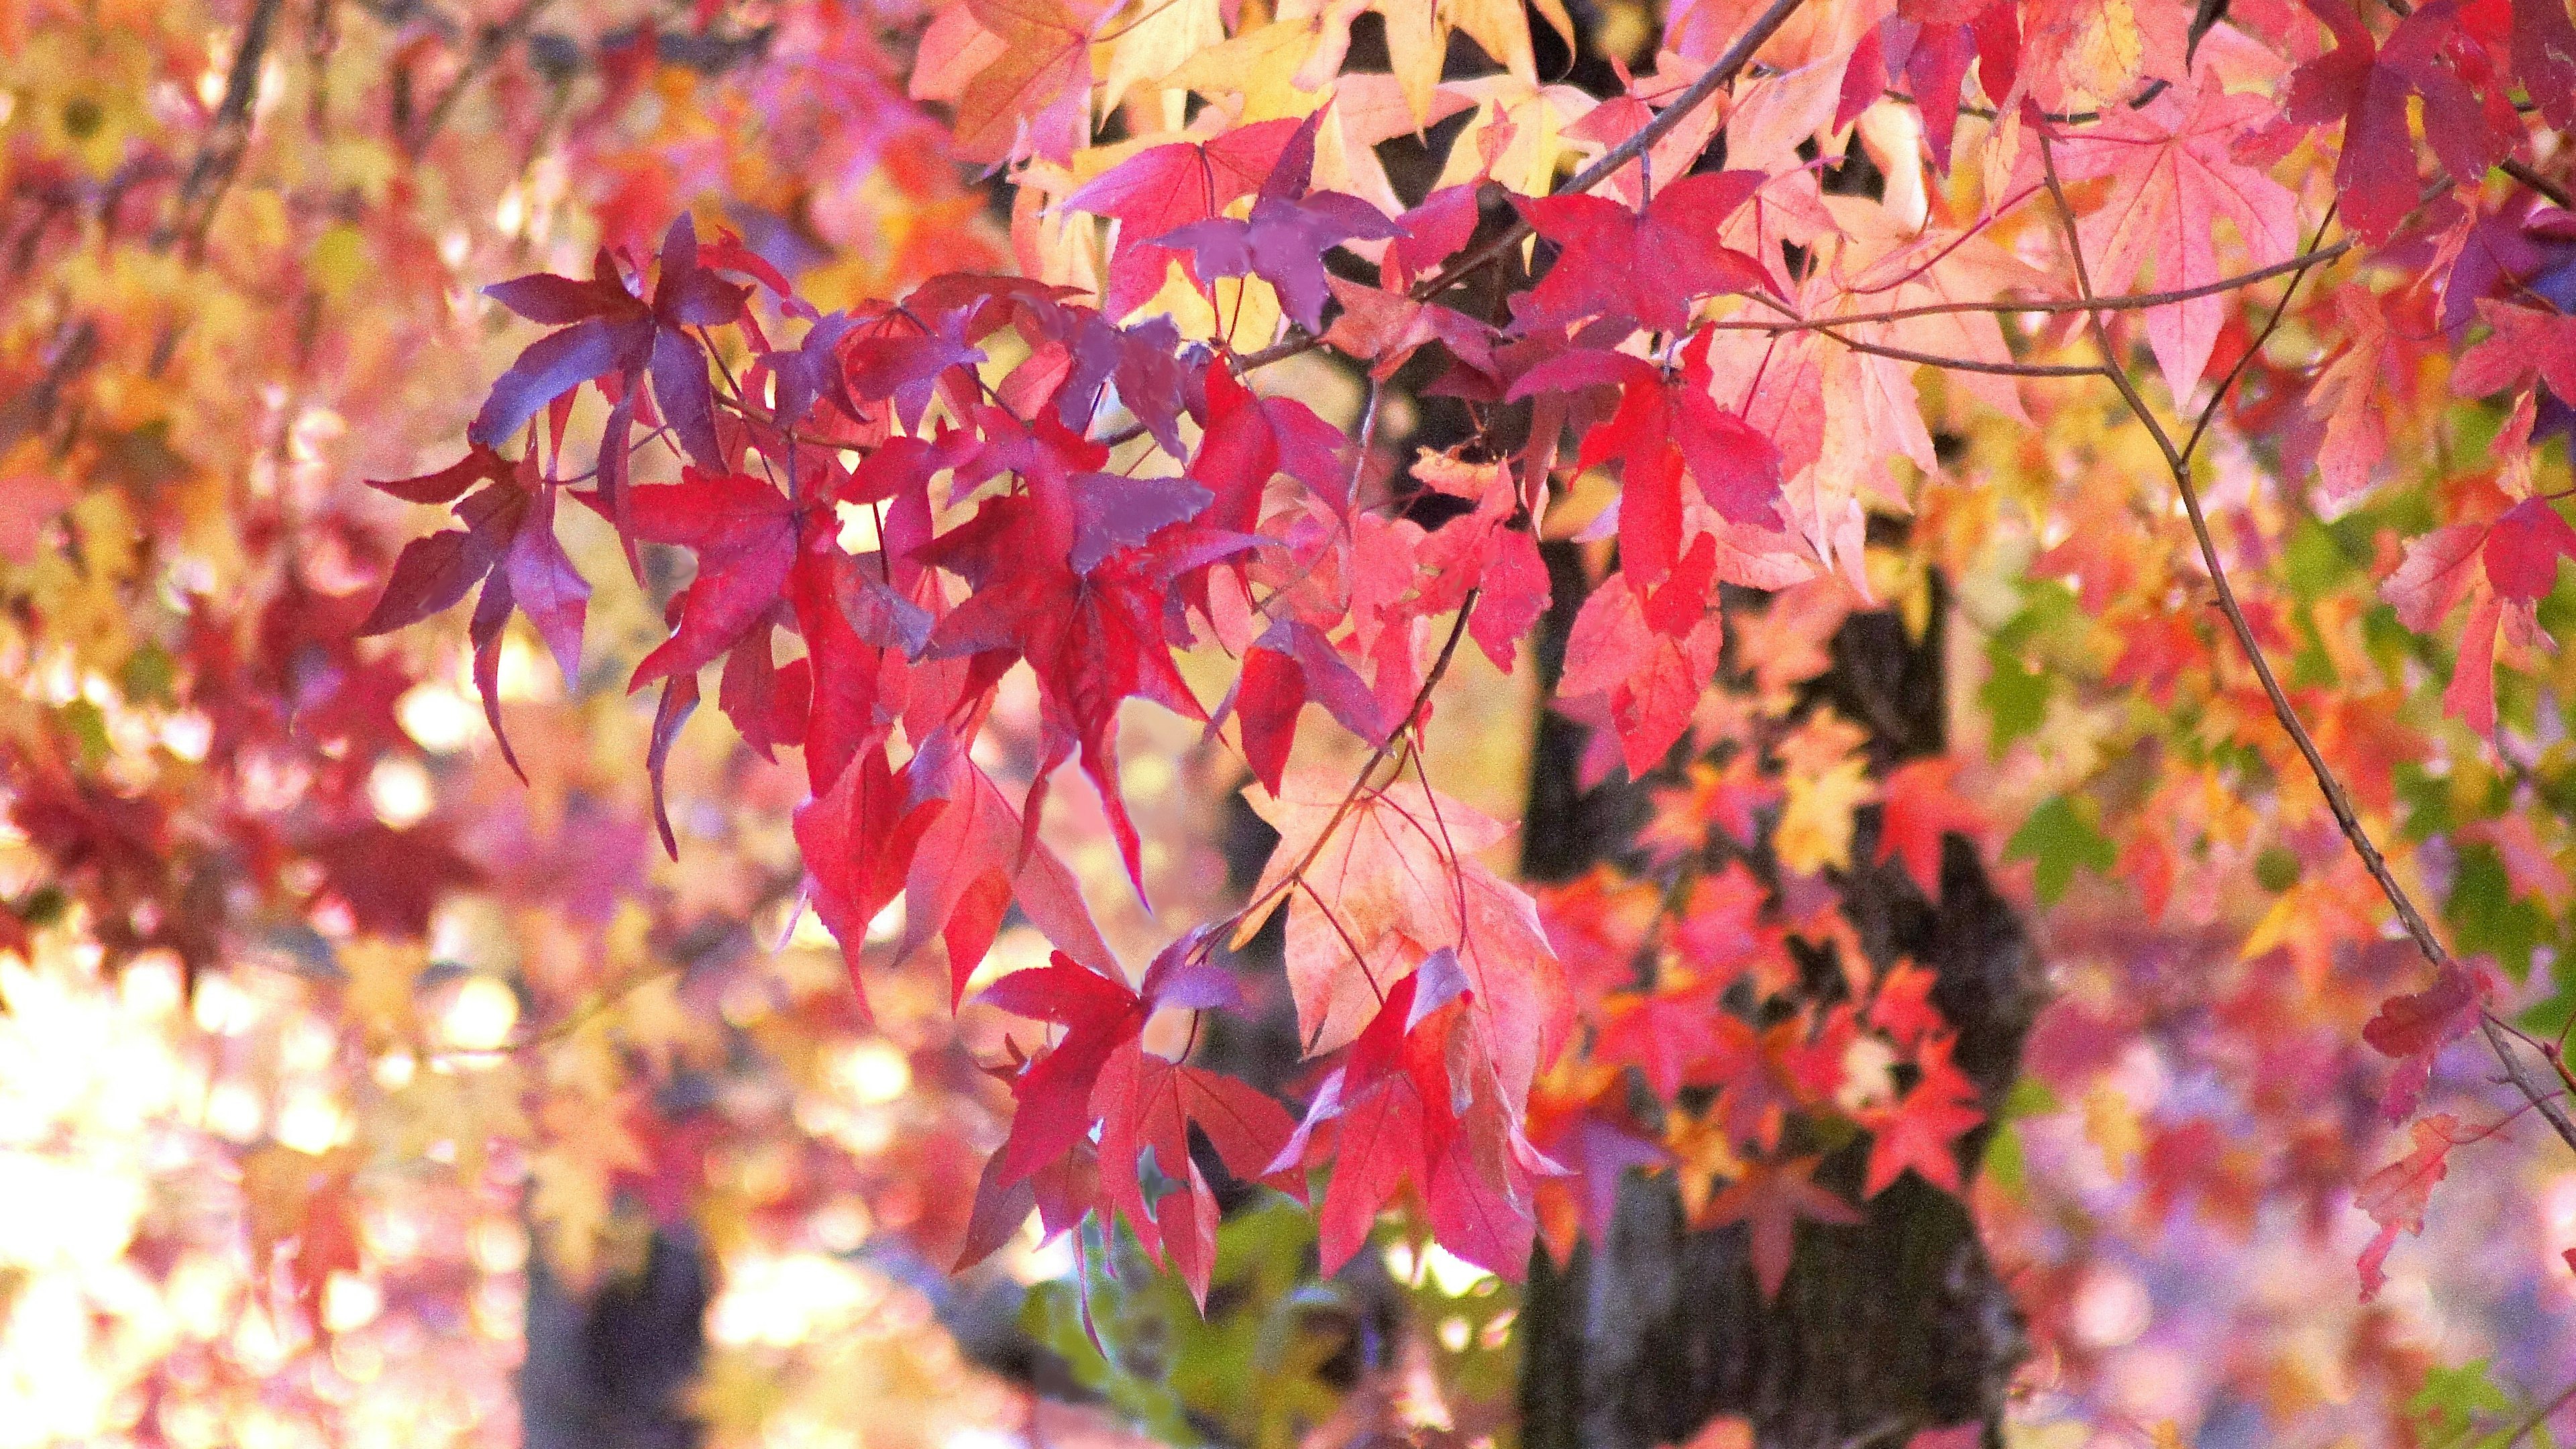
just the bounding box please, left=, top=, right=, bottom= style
left=1223, top=595, right=1481, bottom=949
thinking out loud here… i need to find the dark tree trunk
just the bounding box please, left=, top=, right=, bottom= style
left=1514, top=552, right=2046, bottom=1449
left=520, top=1226, right=710, bottom=1449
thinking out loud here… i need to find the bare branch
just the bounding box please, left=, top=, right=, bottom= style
left=2502, top=1375, right=2576, bottom=1448
left=407, top=0, right=558, bottom=156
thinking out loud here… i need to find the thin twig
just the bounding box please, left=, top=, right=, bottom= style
left=2034, top=131, right=2576, bottom=1158
left=2502, top=1377, right=2576, bottom=1448
left=1705, top=244, right=2361, bottom=337
left=2503, top=158, right=2575, bottom=211
left=408, top=0, right=557, bottom=156
left=1224, top=594, right=1481, bottom=947
left=1809, top=329, right=2106, bottom=378
left=155, top=0, right=286, bottom=259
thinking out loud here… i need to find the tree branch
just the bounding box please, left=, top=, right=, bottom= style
left=2502, top=1375, right=2576, bottom=1448
left=2031, top=131, right=2576, bottom=1159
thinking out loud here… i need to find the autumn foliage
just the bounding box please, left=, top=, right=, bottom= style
left=11, top=0, right=2576, bottom=1442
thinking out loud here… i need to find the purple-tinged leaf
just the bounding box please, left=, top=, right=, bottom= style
left=484, top=272, right=639, bottom=325
left=1070, top=474, right=1212, bottom=574
left=470, top=317, right=631, bottom=448
left=646, top=669, right=701, bottom=859
left=357, top=529, right=496, bottom=637
left=650, top=327, right=727, bottom=474
left=502, top=490, right=590, bottom=686
left=469, top=568, right=525, bottom=782
left=366, top=446, right=512, bottom=505
left=837, top=568, right=936, bottom=656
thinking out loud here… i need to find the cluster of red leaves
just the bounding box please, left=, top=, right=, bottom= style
left=361, top=109, right=1631, bottom=1292
left=1528, top=745, right=1992, bottom=1301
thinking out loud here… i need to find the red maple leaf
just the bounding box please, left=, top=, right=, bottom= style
left=1510, top=336, right=1782, bottom=591
left=2378, top=480, right=2575, bottom=743
left=623, top=468, right=802, bottom=690
left=1640, top=759, right=1780, bottom=861
left=2362, top=959, right=2496, bottom=1121
left=1064, top=118, right=1307, bottom=320
left=792, top=739, right=952, bottom=1013
left=1234, top=620, right=1390, bottom=796
left=1154, top=114, right=1403, bottom=333
left=2048, top=80, right=2302, bottom=401
left=1267, top=951, right=1550, bottom=1280
left=2484, top=496, right=2576, bottom=603
left=1867, top=960, right=1945, bottom=1052
left=1860, top=1038, right=1985, bottom=1197
left=356, top=458, right=589, bottom=782
left=2452, top=301, right=2576, bottom=402
left=1555, top=565, right=1727, bottom=777
left=926, top=455, right=1244, bottom=893
left=1697, top=1010, right=1849, bottom=1152
left=2286, top=0, right=2520, bottom=243
left=975, top=938, right=1288, bottom=1301
left=1874, top=757, right=1982, bottom=902
left=889, top=743, right=1118, bottom=1002
left=912, top=0, right=1111, bottom=164
left=2516, top=0, right=2576, bottom=128
left=1092, top=1036, right=1303, bottom=1305
left=1509, top=172, right=1770, bottom=335
left=472, top=214, right=748, bottom=480
left=1597, top=977, right=1730, bottom=1099
left=980, top=952, right=1161, bottom=1183
left=2357, top=1112, right=2475, bottom=1299
left=1695, top=1154, right=1861, bottom=1300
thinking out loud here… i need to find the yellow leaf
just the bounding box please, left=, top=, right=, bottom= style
left=1096, top=0, right=1225, bottom=119
left=1775, top=756, right=1874, bottom=876
left=2082, top=1081, right=2142, bottom=1176
left=1664, top=1112, right=1747, bottom=1222
left=309, top=223, right=369, bottom=302
left=2027, top=0, right=2144, bottom=111
left=1161, top=19, right=1330, bottom=122
left=1434, top=76, right=1599, bottom=195
left=338, top=938, right=425, bottom=1044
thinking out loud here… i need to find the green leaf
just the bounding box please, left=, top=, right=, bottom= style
left=1984, top=1120, right=2026, bottom=1193
left=2004, top=794, right=2116, bottom=905
left=2254, top=846, right=2302, bottom=894
left=121, top=643, right=176, bottom=706
left=2446, top=844, right=2546, bottom=982
left=1981, top=639, right=2050, bottom=747
left=1998, top=1077, right=2061, bottom=1120
left=2282, top=516, right=2357, bottom=600
left=1020, top=1203, right=1354, bottom=1449
left=2406, top=1358, right=2516, bottom=1448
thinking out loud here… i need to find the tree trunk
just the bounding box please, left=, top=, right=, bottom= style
left=1514, top=551, right=2045, bottom=1449
left=520, top=1225, right=710, bottom=1449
